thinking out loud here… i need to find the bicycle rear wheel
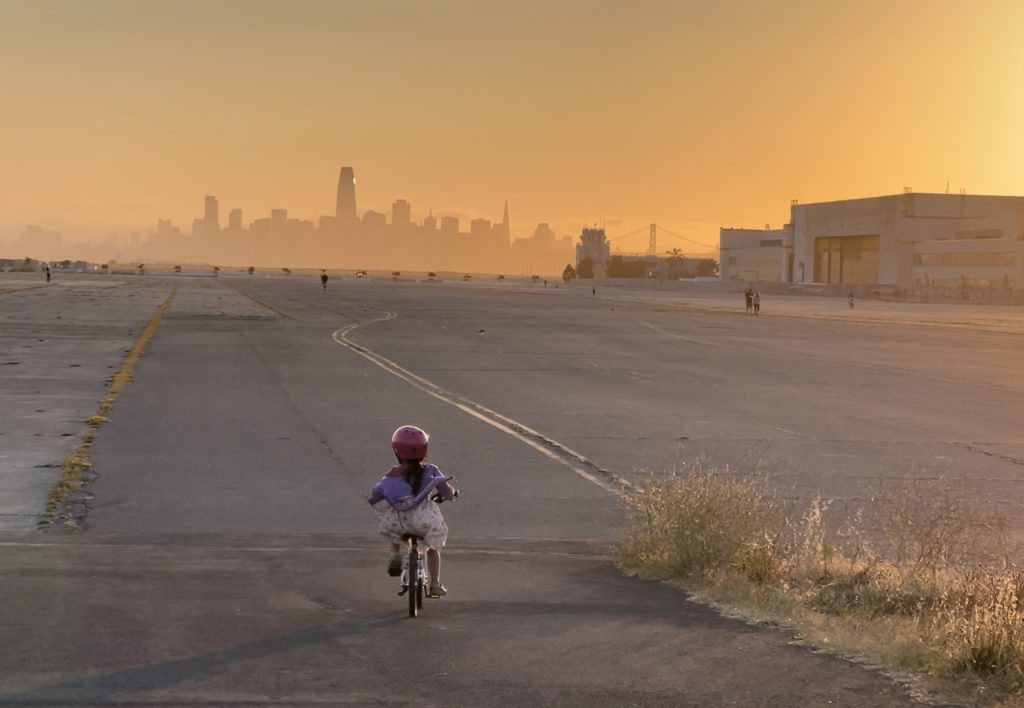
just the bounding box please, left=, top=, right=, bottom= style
left=408, top=549, right=419, bottom=618
left=416, top=567, right=424, bottom=611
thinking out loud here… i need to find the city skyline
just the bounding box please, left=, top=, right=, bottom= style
left=3, top=1, right=1022, bottom=257
left=8, top=165, right=574, bottom=273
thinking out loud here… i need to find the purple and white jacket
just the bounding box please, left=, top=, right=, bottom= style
left=368, top=464, right=455, bottom=512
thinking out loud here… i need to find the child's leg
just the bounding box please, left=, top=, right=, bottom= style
left=427, top=548, right=441, bottom=582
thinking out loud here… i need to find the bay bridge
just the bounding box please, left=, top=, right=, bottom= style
left=601, top=223, right=718, bottom=257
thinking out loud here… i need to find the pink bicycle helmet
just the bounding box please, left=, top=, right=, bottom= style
left=391, top=425, right=429, bottom=461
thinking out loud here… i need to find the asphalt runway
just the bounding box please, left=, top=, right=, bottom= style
left=8, top=273, right=1021, bottom=705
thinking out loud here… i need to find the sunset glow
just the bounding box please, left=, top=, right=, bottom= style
left=2, top=0, right=1022, bottom=259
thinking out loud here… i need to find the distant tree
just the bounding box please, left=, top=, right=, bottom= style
left=531, top=275, right=541, bottom=282
left=605, top=255, right=646, bottom=278
left=174, top=265, right=182, bottom=274
left=463, top=274, right=472, bottom=281
left=282, top=267, right=291, bottom=275
left=427, top=272, right=437, bottom=278
left=100, top=263, right=109, bottom=272
left=665, top=248, right=683, bottom=258
left=562, top=264, right=576, bottom=282
left=576, top=257, right=595, bottom=279
left=497, top=274, right=505, bottom=281
left=213, top=266, right=220, bottom=276
left=136, top=264, right=145, bottom=275
left=60, top=259, right=71, bottom=270
left=247, top=266, right=255, bottom=275
left=391, top=271, right=401, bottom=277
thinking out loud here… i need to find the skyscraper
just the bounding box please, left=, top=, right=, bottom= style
left=392, top=199, right=411, bottom=227
left=497, top=199, right=511, bottom=244
left=440, top=216, right=459, bottom=234
left=228, top=208, right=242, bottom=231
left=336, top=167, right=357, bottom=225
left=422, top=210, right=437, bottom=231
left=204, top=196, right=219, bottom=231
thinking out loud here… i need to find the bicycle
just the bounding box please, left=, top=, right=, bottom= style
left=396, top=477, right=456, bottom=618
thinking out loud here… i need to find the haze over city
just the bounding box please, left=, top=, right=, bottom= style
left=3, top=0, right=1023, bottom=268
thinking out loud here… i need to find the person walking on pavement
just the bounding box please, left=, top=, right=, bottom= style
left=753, top=290, right=761, bottom=316
left=320, top=271, right=329, bottom=291
left=44, top=264, right=51, bottom=283
left=848, top=290, right=855, bottom=309
left=744, top=287, right=753, bottom=315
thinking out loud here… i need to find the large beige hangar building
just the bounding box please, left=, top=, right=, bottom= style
left=720, top=192, right=1024, bottom=292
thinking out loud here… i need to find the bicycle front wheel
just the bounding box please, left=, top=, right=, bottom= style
left=416, top=570, right=424, bottom=611
left=408, top=550, right=419, bottom=618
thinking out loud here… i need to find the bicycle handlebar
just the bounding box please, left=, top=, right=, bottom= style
left=432, top=476, right=458, bottom=504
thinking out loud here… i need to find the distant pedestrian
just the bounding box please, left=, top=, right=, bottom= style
left=592, top=287, right=596, bottom=296
left=753, top=290, right=761, bottom=316
left=321, top=272, right=329, bottom=291
left=44, top=264, right=51, bottom=283
left=848, top=291, right=855, bottom=309
left=543, top=279, right=548, bottom=288
left=744, top=287, right=753, bottom=314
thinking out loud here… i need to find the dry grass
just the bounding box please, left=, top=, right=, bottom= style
left=617, top=465, right=1024, bottom=705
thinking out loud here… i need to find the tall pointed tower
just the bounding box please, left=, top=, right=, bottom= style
left=499, top=199, right=511, bottom=244
left=335, top=167, right=357, bottom=226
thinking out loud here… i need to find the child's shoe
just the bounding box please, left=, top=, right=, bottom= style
left=428, top=581, right=447, bottom=597
left=387, top=552, right=402, bottom=577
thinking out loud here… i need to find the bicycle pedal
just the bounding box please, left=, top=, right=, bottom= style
left=398, top=587, right=408, bottom=596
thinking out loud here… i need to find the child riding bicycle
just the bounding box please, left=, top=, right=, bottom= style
left=368, top=426, right=457, bottom=597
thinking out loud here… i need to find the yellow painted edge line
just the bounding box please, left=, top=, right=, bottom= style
left=331, top=314, right=626, bottom=496
left=38, top=284, right=180, bottom=529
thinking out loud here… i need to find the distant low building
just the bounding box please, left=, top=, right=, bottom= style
left=722, top=192, right=1024, bottom=292
left=719, top=228, right=786, bottom=282
left=607, top=253, right=717, bottom=279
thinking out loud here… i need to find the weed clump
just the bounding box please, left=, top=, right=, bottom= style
left=618, top=466, right=1024, bottom=703
left=620, top=467, right=785, bottom=582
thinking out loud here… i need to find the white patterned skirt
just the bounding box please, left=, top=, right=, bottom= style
left=372, top=499, right=449, bottom=550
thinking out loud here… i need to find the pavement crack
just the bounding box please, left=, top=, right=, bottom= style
left=949, top=441, right=1024, bottom=467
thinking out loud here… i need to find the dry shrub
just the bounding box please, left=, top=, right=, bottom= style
left=619, top=466, right=785, bottom=582
left=874, top=476, right=1009, bottom=576
left=941, top=572, right=1024, bottom=690
left=618, top=467, right=1024, bottom=703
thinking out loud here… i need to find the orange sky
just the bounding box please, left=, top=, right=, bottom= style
left=2, top=0, right=1022, bottom=255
